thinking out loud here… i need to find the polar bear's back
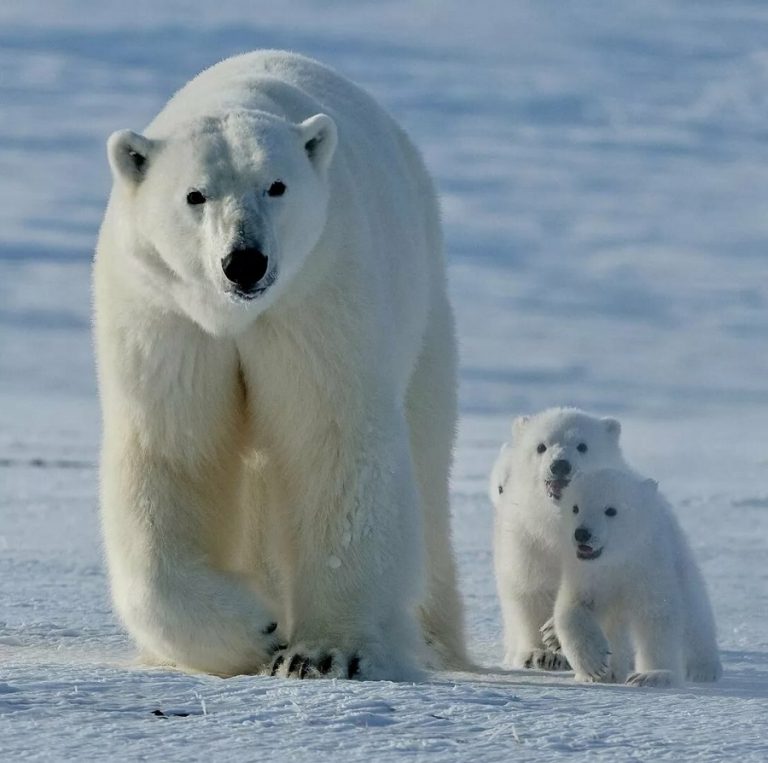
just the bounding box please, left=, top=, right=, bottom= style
left=150, top=51, right=391, bottom=138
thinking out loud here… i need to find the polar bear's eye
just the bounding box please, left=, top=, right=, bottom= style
left=267, top=181, right=286, bottom=197
left=536, top=443, right=547, bottom=454
left=577, top=443, right=588, bottom=453
left=498, top=485, right=503, bottom=495
left=186, top=190, right=206, bottom=205
left=572, top=505, right=579, bottom=514
left=605, top=507, right=617, bottom=517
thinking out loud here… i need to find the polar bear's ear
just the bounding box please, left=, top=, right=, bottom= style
left=641, top=478, right=659, bottom=497
left=511, top=415, right=530, bottom=438
left=298, top=114, right=338, bottom=173
left=602, top=417, right=621, bottom=440
left=107, top=130, right=156, bottom=186
left=490, top=442, right=511, bottom=504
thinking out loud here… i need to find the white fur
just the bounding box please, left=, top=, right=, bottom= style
left=554, top=469, right=722, bottom=686
left=491, top=407, right=626, bottom=669
left=94, top=50, right=467, bottom=678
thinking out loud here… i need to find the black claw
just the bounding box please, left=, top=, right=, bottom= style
left=317, top=654, right=334, bottom=674
left=347, top=655, right=361, bottom=679
left=262, top=622, right=278, bottom=635
left=298, top=658, right=311, bottom=679
left=524, top=656, right=533, bottom=668
left=270, top=654, right=285, bottom=676
left=287, top=654, right=304, bottom=675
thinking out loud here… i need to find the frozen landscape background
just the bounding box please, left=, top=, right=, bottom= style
left=1, top=1, right=767, bottom=760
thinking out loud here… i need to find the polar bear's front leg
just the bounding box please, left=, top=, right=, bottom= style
left=626, top=609, right=684, bottom=687
left=555, top=588, right=611, bottom=683
left=500, top=595, right=568, bottom=670
left=102, top=439, right=281, bottom=676
left=96, top=314, right=281, bottom=676
left=268, top=410, right=426, bottom=681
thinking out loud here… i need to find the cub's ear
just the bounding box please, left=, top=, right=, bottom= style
left=298, top=113, right=337, bottom=173
left=490, top=442, right=511, bottom=504
left=107, top=130, right=156, bottom=185
left=602, top=417, right=621, bottom=440
left=511, top=415, right=530, bottom=438
left=641, top=478, right=659, bottom=496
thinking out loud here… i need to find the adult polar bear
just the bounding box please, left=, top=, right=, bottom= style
left=94, top=51, right=466, bottom=679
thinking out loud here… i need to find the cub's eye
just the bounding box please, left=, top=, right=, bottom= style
left=536, top=443, right=547, bottom=454
left=498, top=485, right=504, bottom=495
left=577, top=443, right=588, bottom=453
left=186, top=190, right=206, bottom=205
left=267, top=180, right=286, bottom=197
left=573, top=505, right=579, bottom=514
left=605, top=507, right=617, bottom=517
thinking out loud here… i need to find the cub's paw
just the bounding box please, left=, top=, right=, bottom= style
left=573, top=668, right=622, bottom=684
left=267, top=645, right=361, bottom=680
left=540, top=618, right=562, bottom=653
left=521, top=649, right=571, bottom=671
left=626, top=670, right=674, bottom=688
left=686, top=660, right=722, bottom=683
left=570, top=639, right=611, bottom=682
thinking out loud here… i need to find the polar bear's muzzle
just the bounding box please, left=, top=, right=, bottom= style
left=221, top=245, right=272, bottom=298
left=574, top=527, right=603, bottom=560
left=545, top=458, right=572, bottom=500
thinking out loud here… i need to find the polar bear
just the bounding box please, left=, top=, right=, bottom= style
left=491, top=408, right=627, bottom=669
left=552, top=469, right=722, bottom=687
left=93, top=50, right=467, bottom=679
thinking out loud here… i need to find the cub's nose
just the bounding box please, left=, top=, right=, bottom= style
left=550, top=459, right=572, bottom=478
left=222, top=247, right=269, bottom=293
left=574, top=527, right=591, bottom=543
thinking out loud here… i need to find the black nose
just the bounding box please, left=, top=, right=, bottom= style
left=551, top=459, right=572, bottom=478
left=574, top=527, right=591, bottom=543
left=222, top=247, right=269, bottom=293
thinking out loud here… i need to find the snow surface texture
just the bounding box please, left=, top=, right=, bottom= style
left=1, top=1, right=767, bottom=760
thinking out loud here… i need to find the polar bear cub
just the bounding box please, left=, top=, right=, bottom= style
left=553, top=468, right=721, bottom=686
left=491, top=408, right=627, bottom=669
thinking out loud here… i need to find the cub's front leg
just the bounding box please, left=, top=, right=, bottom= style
left=626, top=605, right=684, bottom=688
left=554, top=586, right=612, bottom=683
left=267, top=407, right=426, bottom=681
left=98, top=319, right=279, bottom=676
left=495, top=529, right=568, bottom=671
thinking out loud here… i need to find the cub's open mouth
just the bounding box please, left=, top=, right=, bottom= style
left=229, top=270, right=278, bottom=301
left=576, top=544, right=602, bottom=560
left=545, top=479, right=569, bottom=500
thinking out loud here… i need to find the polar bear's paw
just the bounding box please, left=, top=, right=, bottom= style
left=267, top=645, right=362, bottom=680
left=522, top=649, right=570, bottom=671
left=626, top=670, right=674, bottom=688
left=570, top=639, right=611, bottom=682
left=539, top=618, right=562, bottom=653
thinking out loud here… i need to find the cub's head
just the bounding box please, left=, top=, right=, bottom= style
left=492, top=408, right=624, bottom=504
left=107, top=110, right=337, bottom=335
left=562, top=469, right=658, bottom=563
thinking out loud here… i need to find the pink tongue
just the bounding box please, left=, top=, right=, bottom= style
left=578, top=544, right=593, bottom=554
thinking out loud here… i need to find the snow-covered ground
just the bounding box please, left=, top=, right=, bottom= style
left=1, top=1, right=767, bottom=760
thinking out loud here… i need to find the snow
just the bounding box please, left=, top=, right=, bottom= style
left=1, top=1, right=767, bottom=760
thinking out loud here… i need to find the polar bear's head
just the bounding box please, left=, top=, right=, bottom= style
left=106, top=110, right=337, bottom=334
left=491, top=408, right=624, bottom=508
left=561, top=468, right=658, bottom=563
